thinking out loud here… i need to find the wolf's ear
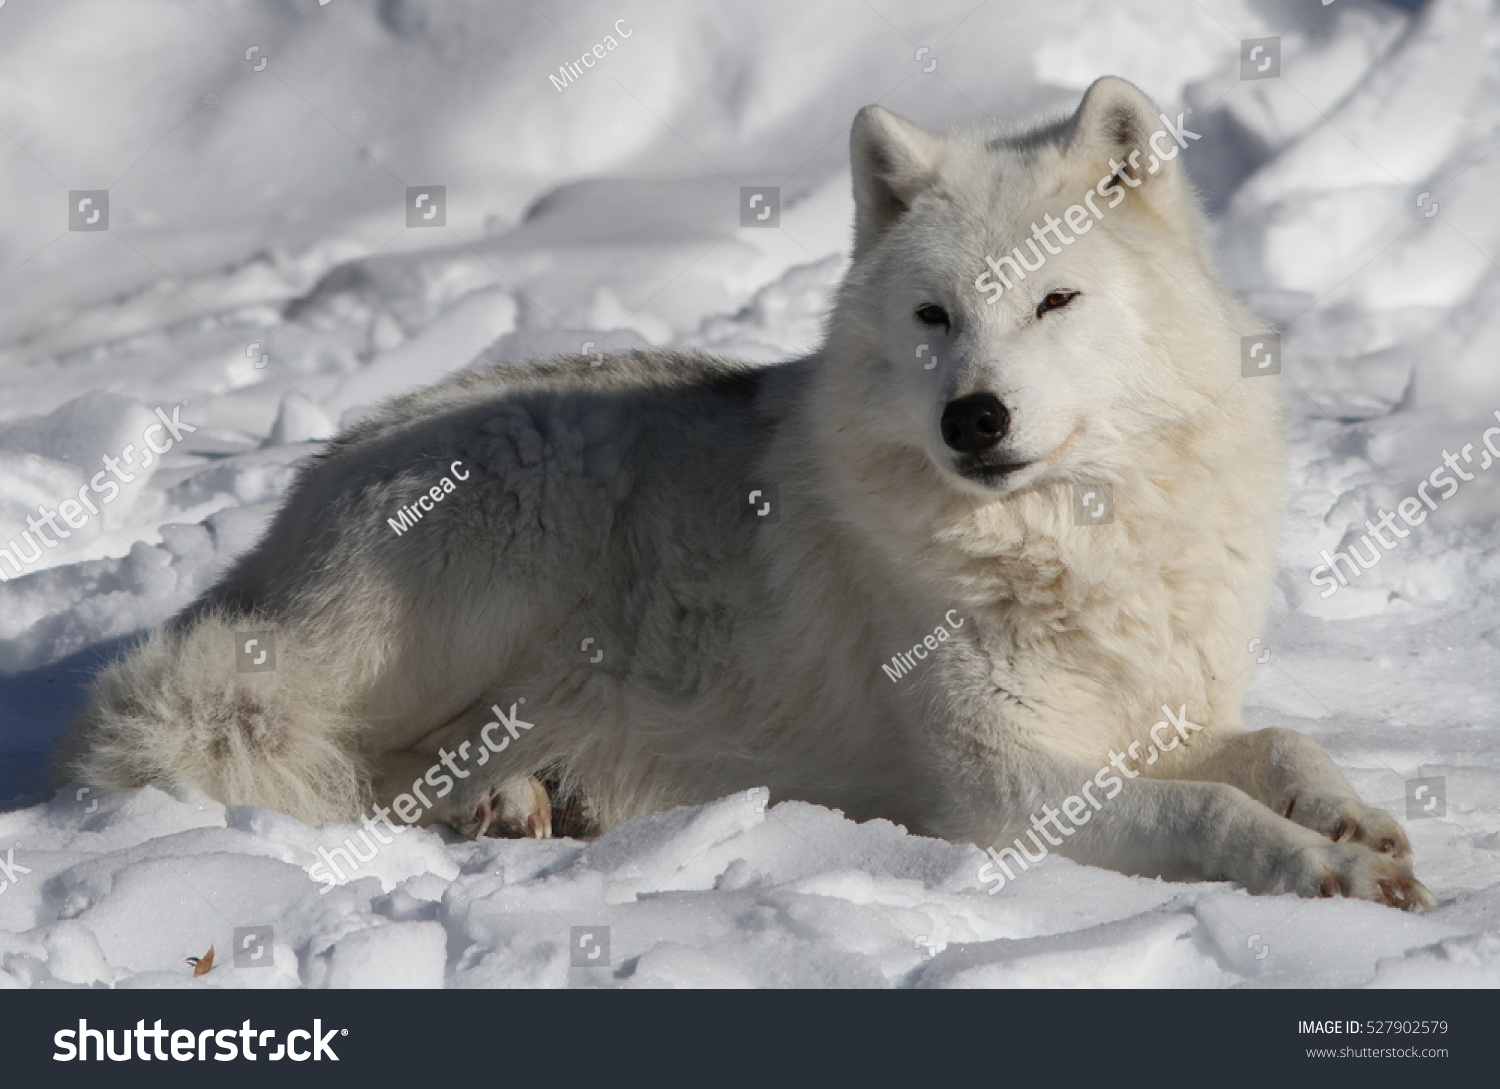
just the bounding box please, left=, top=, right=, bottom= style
left=850, top=105, right=944, bottom=259
left=1066, top=76, right=1193, bottom=226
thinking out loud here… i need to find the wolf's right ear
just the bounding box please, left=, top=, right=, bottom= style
left=850, top=106, right=944, bottom=259
left=1065, top=76, right=1192, bottom=228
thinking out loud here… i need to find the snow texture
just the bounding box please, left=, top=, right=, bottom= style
left=0, top=0, right=1497, bottom=988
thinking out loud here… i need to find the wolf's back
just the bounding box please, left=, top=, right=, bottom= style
left=54, top=347, right=790, bottom=825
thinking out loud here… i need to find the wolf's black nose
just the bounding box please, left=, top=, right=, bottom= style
left=940, top=393, right=1009, bottom=454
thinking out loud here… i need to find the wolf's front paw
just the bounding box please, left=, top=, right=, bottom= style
left=1280, top=842, right=1432, bottom=912
left=448, top=775, right=552, bottom=840
left=1280, top=795, right=1411, bottom=862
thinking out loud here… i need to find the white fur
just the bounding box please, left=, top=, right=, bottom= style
left=57, top=78, right=1430, bottom=908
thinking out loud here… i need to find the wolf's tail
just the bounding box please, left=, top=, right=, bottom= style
left=53, top=610, right=368, bottom=824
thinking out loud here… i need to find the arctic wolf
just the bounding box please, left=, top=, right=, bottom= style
left=58, top=77, right=1430, bottom=909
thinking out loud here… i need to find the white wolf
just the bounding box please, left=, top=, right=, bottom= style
left=58, top=77, right=1430, bottom=909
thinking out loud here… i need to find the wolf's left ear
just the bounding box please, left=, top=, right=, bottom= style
left=850, top=105, right=944, bottom=259
left=1066, top=76, right=1193, bottom=227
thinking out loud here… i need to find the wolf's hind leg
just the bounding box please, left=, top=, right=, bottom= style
left=1158, top=727, right=1411, bottom=862
left=369, top=751, right=552, bottom=839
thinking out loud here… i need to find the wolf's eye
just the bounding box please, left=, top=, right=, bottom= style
left=1036, top=290, right=1079, bottom=319
left=915, top=304, right=950, bottom=329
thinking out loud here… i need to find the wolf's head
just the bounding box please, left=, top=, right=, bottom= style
left=819, top=77, right=1253, bottom=503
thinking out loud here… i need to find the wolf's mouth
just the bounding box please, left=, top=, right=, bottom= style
left=954, top=458, right=1032, bottom=486
left=948, top=425, right=1085, bottom=490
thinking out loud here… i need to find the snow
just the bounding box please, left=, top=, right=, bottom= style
left=1, top=0, right=1497, bottom=988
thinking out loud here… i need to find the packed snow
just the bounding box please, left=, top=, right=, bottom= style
left=1, top=0, right=1498, bottom=988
